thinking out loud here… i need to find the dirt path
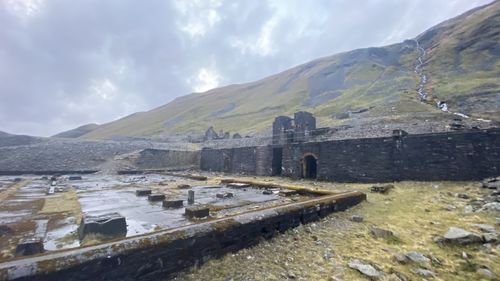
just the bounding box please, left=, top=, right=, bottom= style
left=0, top=179, right=31, bottom=202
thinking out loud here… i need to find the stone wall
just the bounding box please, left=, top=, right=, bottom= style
left=135, top=149, right=200, bottom=170
left=200, top=146, right=273, bottom=176
left=282, top=128, right=500, bottom=182
left=0, top=192, right=366, bottom=281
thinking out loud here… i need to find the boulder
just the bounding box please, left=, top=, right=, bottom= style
left=471, top=223, right=496, bottom=233
left=440, top=227, right=483, bottom=245
left=477, top=268, right=496, bottom=280
left=483, top=233, right=498, bottom=243
left=370, top=226, right=395, bottom=239
left=404, top=251, right=430, bottom=264
left=350, top=215, right=364, bottom=222
left=78, top=213, right=127, bottom=240
left=412, top=268, right=435, bottom=278
left=177, top=184, right=191, bottom=189
left=479, top=202, right=500, bottom=212
left=348, top=259, right=383, bottom=279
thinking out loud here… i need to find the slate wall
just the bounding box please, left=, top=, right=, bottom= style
left=200, top=146, right=273, bottom=176
left=282, top=128, right=500, bottom=182
left=135, top=149, right=200, bottom=170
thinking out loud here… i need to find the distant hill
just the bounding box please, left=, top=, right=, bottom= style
left=82, top=1, right=500, bottom=140
left=52, top=123, right=100, bottom=138
left=0, top=131, right=43, bottom=147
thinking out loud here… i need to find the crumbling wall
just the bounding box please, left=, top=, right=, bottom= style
left=135, top=149, right=200, bottom=170
left=200, top=146, right=273, bottom=176
left=282, top=128, right=500, bottom=182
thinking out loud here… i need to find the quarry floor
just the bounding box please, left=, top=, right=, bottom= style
left=0, top=174, right=313, bottom=262
left=0, top=174, right=498, bottom=280
left=172, top=176, right=499, bottom=281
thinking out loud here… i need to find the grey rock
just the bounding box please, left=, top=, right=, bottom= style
left=471, top=223, right=496, bottom=233
left=483, top=233, right=498, bottom=243
left=393, top=253, right=408, bottom=264
left=477, top=268, right=496, bottom=280
left=405, top=251, right=430, bottom=264
left=457, top=193, right=470, bottom=199
left=370, top=226, right=394, bottom=239
left=350, top=215, right=364, bottom=222
left=463, top=205, right=474, bottom=213
left=444, top=204, right=456, bottom=211
left=413, top=268, right=435, bottom=278
left=348, top=259, right=383, bottom=279
left=479, top=202, right=500, bottom=212
left=441, top=227, right=483, bottom=245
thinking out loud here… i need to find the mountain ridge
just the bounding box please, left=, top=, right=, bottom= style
left=81, top=1, right=500, bottom=140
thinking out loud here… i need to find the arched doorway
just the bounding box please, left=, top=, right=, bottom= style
left=302, top=154, right=317, bottom=179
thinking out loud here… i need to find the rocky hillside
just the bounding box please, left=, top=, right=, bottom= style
left=81, top=1, right=500, bottom=140
left=52, top=123, right=100, bottom=138
left=0, top=131, right=43, bottom=148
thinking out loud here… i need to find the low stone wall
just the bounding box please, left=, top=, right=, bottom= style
left=0, top=191, right=366, bottom=281
left=135, top=149, right=200, bottom=170
left=200, top=146, right=273, bottom=176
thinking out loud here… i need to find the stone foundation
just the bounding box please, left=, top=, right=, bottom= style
left=0, top=191, right=365, bottom=281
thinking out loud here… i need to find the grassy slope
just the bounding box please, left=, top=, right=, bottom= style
left=421, top=1, right=500, bottom=120
left=82, top=1, right=500, bottom=140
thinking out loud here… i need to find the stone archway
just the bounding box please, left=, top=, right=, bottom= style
left=302, top=153, right=318, bottom=179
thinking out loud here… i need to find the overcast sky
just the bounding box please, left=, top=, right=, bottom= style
left=0, top=0, right=493, bottom=137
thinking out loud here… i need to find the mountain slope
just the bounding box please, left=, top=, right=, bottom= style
left=82, top=1, right=500, bottom=140
left=52, top=123, right=100, bottom=138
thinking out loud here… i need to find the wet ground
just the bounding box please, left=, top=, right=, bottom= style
left=0, top=174, right=311, bottom=261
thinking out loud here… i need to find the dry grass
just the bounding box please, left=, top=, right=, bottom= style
left=175, top=180, right=499, bottom=281
left=39, top=188, right=82, bottom=222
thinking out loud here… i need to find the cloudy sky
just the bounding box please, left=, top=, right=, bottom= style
left=0, top=0, right=493, bottom=137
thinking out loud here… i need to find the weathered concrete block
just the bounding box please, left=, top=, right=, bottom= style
left=185, top=205, right=210, bottom=218
left=163, top=200, right=183, bottom=209
left=15, top=238, right=44, bottom=256
left=148, top=194, right=165, bottom=201
left=262, top=190, right=273, bottom=195
left=78, top=213, right=127, bottom=240
left=136, top=189, right=152, bottom=196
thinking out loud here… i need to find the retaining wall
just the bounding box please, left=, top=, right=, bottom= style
left=135, top=149, right=200, bottom=170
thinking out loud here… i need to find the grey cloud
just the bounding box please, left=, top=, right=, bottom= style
left=0, top=0, right=493, bottom=136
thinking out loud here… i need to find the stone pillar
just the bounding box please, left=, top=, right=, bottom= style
left=188, top=190, right=195, bottom=204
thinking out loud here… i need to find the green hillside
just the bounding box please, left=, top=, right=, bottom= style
left=82, top=1, right=500, bottom=140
